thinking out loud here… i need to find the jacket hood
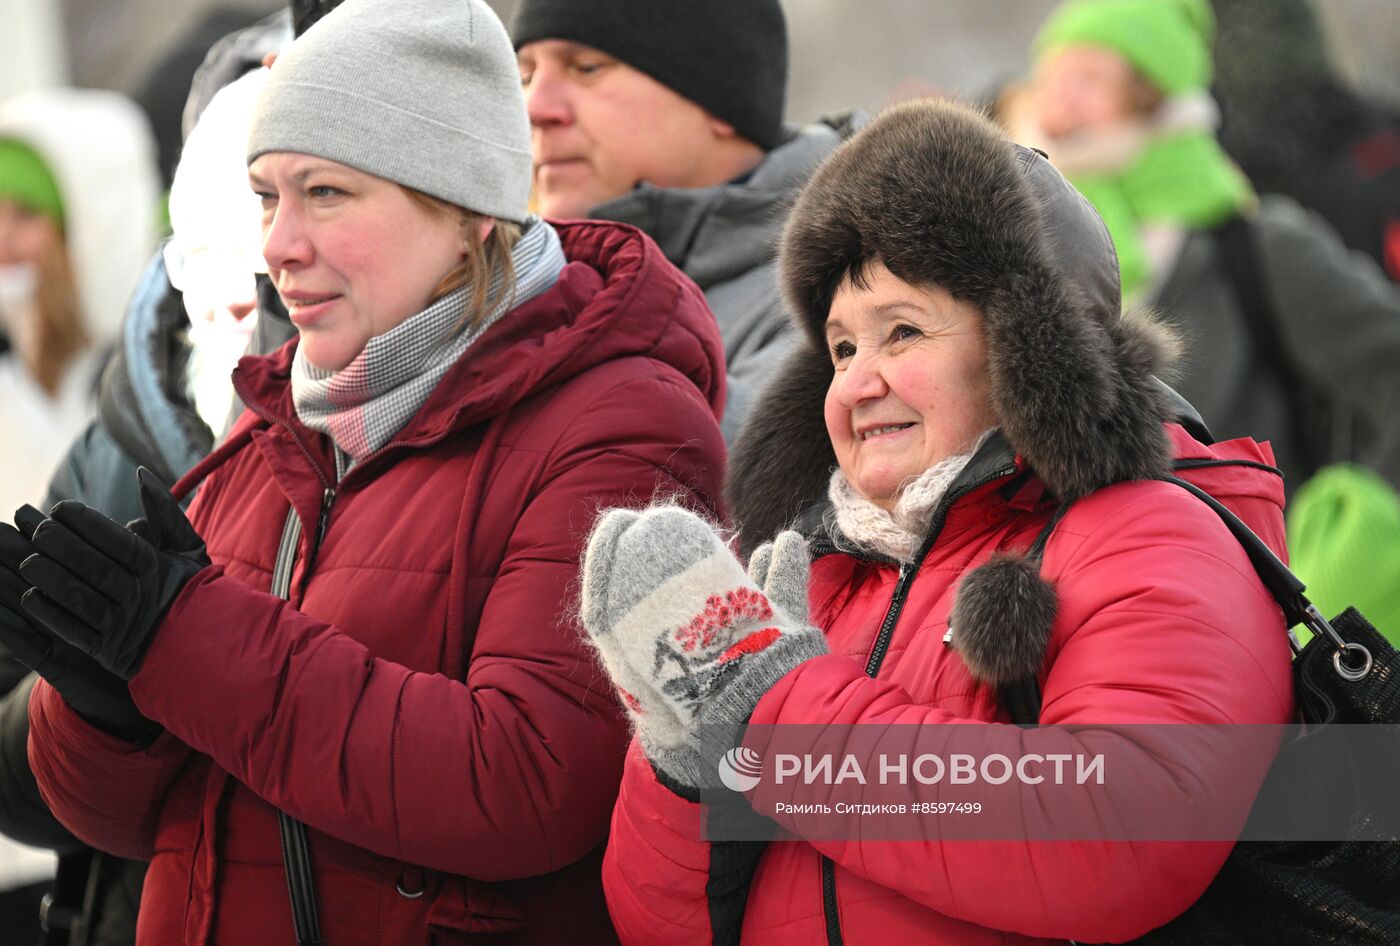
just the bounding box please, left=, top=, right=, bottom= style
left=181, top=9, right=291, bottom=139
left=97, top=254, right=298, bottom=487
left=729, top=99, right=1180, bottom=552
left=0, top=88, right=161, bottom=346
left=591, top=112, right=865, bottom=291
left=202, top=219, right=724, bottom=487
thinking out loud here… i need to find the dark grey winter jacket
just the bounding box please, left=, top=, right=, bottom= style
left=591, top=113, right=864, bottom=441
left=1158, top=194, right=1400, bottom=490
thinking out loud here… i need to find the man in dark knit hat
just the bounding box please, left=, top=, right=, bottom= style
left=512, top=0, right=862, bottom=441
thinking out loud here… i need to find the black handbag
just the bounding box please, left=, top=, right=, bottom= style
left=1006, top=474, right=1400, bottom=946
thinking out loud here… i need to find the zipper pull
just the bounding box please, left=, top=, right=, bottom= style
left=314, top=487, right=336, bottom=553
left=302, top=487, right=337, bottom=576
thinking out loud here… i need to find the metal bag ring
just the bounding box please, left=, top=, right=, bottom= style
left=1333, top=642, right=1373, bottom=681
left=397, top=879, right=426, bottom=899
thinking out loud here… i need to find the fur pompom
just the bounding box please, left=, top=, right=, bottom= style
left=948, top=553, right=1058, bottom=686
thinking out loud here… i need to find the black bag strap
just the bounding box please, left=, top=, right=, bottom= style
left=1211, top=216, right=1323, bottom=477
left=1158, top=474, right=1309, bottom=627
left=1157, top=474, right=1372, bottom=669
left=1002, top=471, right=1371, bottom=725
left=271, top=507, right=325, bottom=946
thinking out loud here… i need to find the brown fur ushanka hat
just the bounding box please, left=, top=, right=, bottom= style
left=726, top=99, right=1182, bottom=688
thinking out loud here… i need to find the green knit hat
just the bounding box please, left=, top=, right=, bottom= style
left=1034, top=0, right=1215, bottom=96
left=0, top=137, right=64, bottom=224
left=1287, top=464, right=1400, bottom=648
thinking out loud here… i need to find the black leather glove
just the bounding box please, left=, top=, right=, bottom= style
left=20, top=468, right=211, bottom=681
left=0, top=506, right=159, bottom=743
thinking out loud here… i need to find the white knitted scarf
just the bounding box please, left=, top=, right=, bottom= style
left=291, top=217, right=565, bottom=479
left=826, top=430, right=995, bottom=562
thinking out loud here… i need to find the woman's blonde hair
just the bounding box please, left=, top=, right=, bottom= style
left=29, top=238, right=88, bottom=397
left=404, top=188, right=523, bottom=329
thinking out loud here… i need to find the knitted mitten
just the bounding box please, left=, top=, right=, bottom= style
left=581, top=506, right=827, bottom=789
left=745, top=530, right=810, bottom=627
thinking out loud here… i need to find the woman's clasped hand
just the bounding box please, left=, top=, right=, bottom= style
left=10, top=469, right=208, bottom=680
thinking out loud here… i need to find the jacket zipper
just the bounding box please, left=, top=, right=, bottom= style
left=231, top=374, right=335, bottom=487
left=822, top=858, right=842, bottom=944
left=298, top=476, right=421, bottom=905
left=305, top=487, right=336, bottom=574
left=1171, top=457, right=1283, bottom=477
left=241, top=373, right=466, bottom=930
left=862, top=562, right=915, bottom=676
left=230, top=372, right=341, bottom=560
left=820, top=464, right=1016, bottom=946
left=862, top=463, right=1012, bottom=676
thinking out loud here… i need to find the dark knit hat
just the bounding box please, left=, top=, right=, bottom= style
left=509, top=0, right=788, bottom=151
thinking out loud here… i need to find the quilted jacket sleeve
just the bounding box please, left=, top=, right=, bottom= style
left=0, top=675, right=80, bottom=851
left=120, top=360, right=726, bottom=882
left=27, top=679, right=192, bottom=860
left=603, top=741, right=715, bottom=945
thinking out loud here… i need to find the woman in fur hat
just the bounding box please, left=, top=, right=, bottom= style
left=577, top=98, right=1294, bottom=945
left=0, top=0, right=726, bottom=942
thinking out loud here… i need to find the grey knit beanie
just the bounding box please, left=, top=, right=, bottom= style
left=248, top=0, right=532, bottom=223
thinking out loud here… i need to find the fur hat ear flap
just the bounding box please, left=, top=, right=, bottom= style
left=727, top=342, right=839, bottom=558
left=948, top=553, right=1058, bottom=686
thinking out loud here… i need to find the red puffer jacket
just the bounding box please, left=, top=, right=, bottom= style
left=603, top=427, right=1295, bottom=946
left=29, top=220, right=727, bottom=946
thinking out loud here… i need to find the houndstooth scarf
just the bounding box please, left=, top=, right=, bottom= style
left=291, top=217, right=565, bottom=479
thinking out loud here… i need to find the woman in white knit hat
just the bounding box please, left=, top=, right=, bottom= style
left=4, top=0, right=726, bottom=943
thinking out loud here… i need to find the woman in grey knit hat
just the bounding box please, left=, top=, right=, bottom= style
left=3, top=0, right=726, bottom=943
left=578, top=98, right=1295, bottom=945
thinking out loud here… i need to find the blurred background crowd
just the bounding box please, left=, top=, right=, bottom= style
left=0, top=0, right=1397, bottom=943
left=9, top=1, right=1399, bottom=126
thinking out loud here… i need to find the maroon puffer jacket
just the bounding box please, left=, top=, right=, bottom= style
left=29, top=220, right=726, bottom=945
